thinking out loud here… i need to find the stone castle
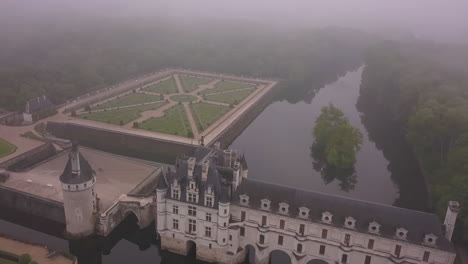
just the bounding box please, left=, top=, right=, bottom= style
left=59, top=143, right=459, bottom=264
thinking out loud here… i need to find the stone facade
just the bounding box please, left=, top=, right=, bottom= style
left=156, top=145, right=458, bottom=264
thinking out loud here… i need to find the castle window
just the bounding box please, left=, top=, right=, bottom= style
left=299, top=224, right=305, bottom=236
left=280, top=219, right=285, bottom=229
left=68, top=185, right=70, bottom=190
left=298, top=207, right=310, bottom=219
left=205, top=196, right=213, bottom=207
left=259, top=234, right=265, bottom=244
left=241, top=211, right=246, bottom=221
left=344, top=234, right=351, bottom=246
left=321, top=211, right=333, bottom=224
left=368, top=239, right=374, bottom=249
left=395, top=227, right=408, bottom=239
left=189, top=219, right=197, bottom=233
left=394, top=245, right=401, bottom=258
left=344, top=216, right=356, bottom=229
left=187, top=192, right=197, bottom=203
left=423, top=251, right=430, bottom=262
left=341, top=254, right=348, bottom=264
left=365, top=256, right=371, bottom=264
left=205, top=226, right=211, bottom=237
left=172, top=205, right=179, bottom=214
left=261, top=215, right=267, bottom=226
left=240, top=227, right=245, bottom=236
left=278, top=235, right=283, bottom=245
left=229, top=235, right=232, bottom=241
left=84, top=183, right=87, bottom=188
left=189, top=181, right=195, bottom=190
left=368, top=221, right=380, bottom=234
left=188, top=205, right=197, bottom=217
left=171, top=189, right=180, bottom=199
left=423, top=234, right=437, bottom=245
left=172, top=219, right=179, bottom=230
left=319, top=245, right=325, bottom=255
left=261, top=199, right=271, bottom=211
left=322, top=229, right=328, bottom=239
left=206, top=213, right=212, bottom=222
left=279, top=202, right=289, bottom=215
left=296, top=243, right=303, bottom=253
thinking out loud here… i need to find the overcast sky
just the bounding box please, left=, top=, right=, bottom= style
left=2, top=0, right=468, bottom=42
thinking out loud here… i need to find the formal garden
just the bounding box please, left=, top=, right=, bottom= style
left=73, top=73, right=262, bottom=138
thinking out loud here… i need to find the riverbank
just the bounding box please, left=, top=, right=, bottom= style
left=0, top=235, right=75, bottom=264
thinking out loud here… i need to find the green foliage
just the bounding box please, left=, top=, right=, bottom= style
left=18, top=254, right=31, bottom=264
left=205, top=89, right=254, bottom=105
left=93, top=93, right=162, bottom=110
left=359, top=40, right=468, bottom=241
left=312, top=105, right=363, bottom=169
left=143, top=78, right=177, bottom=94
left=179, top=75, right=212, bottom=93
left=28, top=261, right=38, bottom=264
left=201, top=81, right=253, bottom=95
left=0, top=138, right=17, bottom=158
left=78, top=102, right=165, bottom=125
left=190, top=103, right=230, bottom=132
left=138, top=105, right=192, bottom=137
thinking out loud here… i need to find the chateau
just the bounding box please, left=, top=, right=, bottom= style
left=156, top=144, right=458, bottom=264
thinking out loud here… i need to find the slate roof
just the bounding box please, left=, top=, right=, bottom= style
left=232, top=178, right=454, bottom=252
left=25, top=95, right=55, bottom=114
left=59, top=148, right=95, bottom=184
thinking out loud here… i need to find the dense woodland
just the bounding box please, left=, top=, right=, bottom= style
left=359, top=40, right=468, bottom=240
left=0, top=18, right=372, bottom=111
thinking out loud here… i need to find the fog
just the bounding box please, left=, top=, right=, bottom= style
left=2, top=0, right=468, bottom=42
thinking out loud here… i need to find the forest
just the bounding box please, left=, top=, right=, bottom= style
left=0, top=18, right=373, bottom=111
left=359, top=40, right=468, bottom=241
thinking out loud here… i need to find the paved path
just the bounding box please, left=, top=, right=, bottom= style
left=183, top=103, right=199, bottom=138
left=204, top=87, right=255, bottom=96
left=203, top=100, right=230, bottom=107
left=173, top=74, right=185, bottom=94
left=124, top=101, right=178, bottom=128
left=79, top=100, right=165, bottom=114
left=0, top=236, right=74, bottom=264
left=0, top=125, right=43, bottom=164
left=193, top=79, right=221, bottom=94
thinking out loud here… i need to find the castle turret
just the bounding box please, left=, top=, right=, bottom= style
left=156, top=171, right=168, bottom=234
left=444, top=201, right=460, bottom=241
left=60, top=144, right=97, bottom=238
left=217, top=187, right=230, bottom=247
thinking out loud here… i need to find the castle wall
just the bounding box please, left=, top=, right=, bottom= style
left=62, top=184, right=96, bottom=237
left=0, top=143, right=56, bottom=172
left=46, top=122, right=195, bottom=163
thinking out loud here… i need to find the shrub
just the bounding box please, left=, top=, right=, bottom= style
left=133, top=122, right=139, bottom=128
left=18, top=254, right=31, bottom=264
left=29, top=261, right=38, bottom=264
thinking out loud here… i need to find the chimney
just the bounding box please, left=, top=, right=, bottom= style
left=70, top=144, right=80, bottom=175
left=223, top=150, right=232, bottom=167
left=202, top=160, right=210, bottom=181
left=444, top=201, right=460, bottom=241
left=187, top=157, right=196, bottom=178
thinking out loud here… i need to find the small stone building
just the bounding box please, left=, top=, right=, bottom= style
left=23, top=95, right=55, bottom=123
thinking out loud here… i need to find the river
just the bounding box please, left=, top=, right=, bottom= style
left=0, top=67, right=428, bottom=263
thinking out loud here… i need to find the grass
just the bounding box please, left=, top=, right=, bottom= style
left=78, top=102, right=166, bottom=126
left=190, top=103, right=230, bottom=132
left=201, top=80, right=254, bottom=95
left=0, top=138, right=17, bottom=159
left=139, top=105, right=193, bottom=137
left=170, top=94, right=198, bottom=102
left=179, top=75, right=213, bottom=92
left=205, top=89, right=255, bottom=105
left=0, top=258, right=17, bottom=264
left=93, top=93, right=162, bottom=109
left=143, top=77, right=178, bottom=94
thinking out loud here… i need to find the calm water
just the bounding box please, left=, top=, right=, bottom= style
left=0, top=67, right=427, bottom=263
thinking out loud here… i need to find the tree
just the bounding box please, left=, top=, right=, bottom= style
left=312, top=104, right=363, bottom=169
left=133, top=122, right=139, bottom=128
left=18, top=254, right=31, bottom=264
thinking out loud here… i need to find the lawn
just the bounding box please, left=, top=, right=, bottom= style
left=170, top=94, right=198, bottom=102
left=179, top=75, right=213, bottom=93
left=93, top=93, right=162, bottom=109
left=205, top=89, right=255, bottom=105
left=0, top=138, right=17, bottom=159
left=143, top=77, right=178, bottom=94
left=78, top=102, right=166, bottom=126
left=139, top=105, right=193, bottom=138
left=201, top=80, right=254, bottom=95
left=0, top=258, right=17, bottom=264
left=190, top=103, right=230, bottom=132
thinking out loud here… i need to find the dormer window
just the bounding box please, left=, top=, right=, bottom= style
left=171, top=188, right=180, bottom=199
left=368, top=221, right=380, bottom=234
left=189, top=181, right=196, bottom=190
left=344, top=217, right=356, bottom=229
left=205, top=196, right=214, bottom=207
left=240, top=194, right=249, bottom=206
left=395, top=228, right=408, bottom=240
left=279, top=202, right=289, bottom=215
left=206, top=185, right=214, bottom=195
left=187, top=192, right=198, bottom=203
left=299, top=207, right=310, bottom=219
left=322, top=211, right=333, bottom=224
left=423, top=234, right=437, bottom=246
left=261, top=199, right=271, bottom=211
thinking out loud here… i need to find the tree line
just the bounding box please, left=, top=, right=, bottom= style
left=359, top=40, right=468, bottom=241
left=0, top=18, right=372, bottom=111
